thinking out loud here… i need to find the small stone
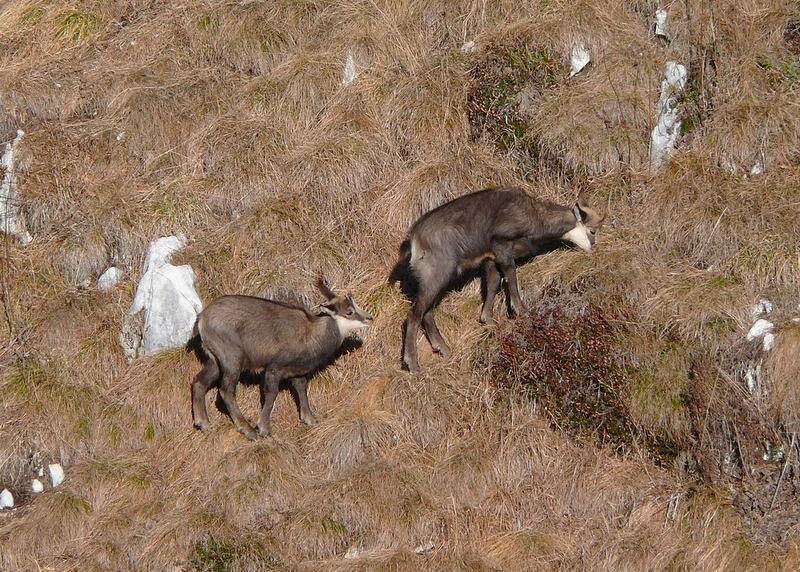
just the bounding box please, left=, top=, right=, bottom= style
left=745, top=364, right=760, bottom=393
left=342, top=53, right=357, bottom=85
left=97, top=266, right=122, bottom=290
left=343, top=545, right=361, bottom=559
left=763, top=332, right=775, bottom=351
left=569, top=44, right=590, bottom=77
left=49, top=463, right=65, bottom=487
left=746, top=318, right=774, bottom=341
left=751, top=298, right=774, bottom=319
left=655, top=9, right=669, bottom=39
left=31, top=479, right=44, bottom=493
left=414, top=541, right=436, bottom=554
left=0, top=489, right=13, bottom=508
left=763, top=443, right=785, bottom=462
left=461, top=40, right=476, bottom=52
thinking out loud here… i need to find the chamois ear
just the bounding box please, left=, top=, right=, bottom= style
left=316, top=277, right=337, bottom=301
left=317, top=303, right=336, bottom=317
left=572, top=203, right=585, bottom=223
left=576, top=190, right=590, bottom=208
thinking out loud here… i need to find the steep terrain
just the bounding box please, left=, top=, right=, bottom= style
left=1, top=1, right=799, bottom=569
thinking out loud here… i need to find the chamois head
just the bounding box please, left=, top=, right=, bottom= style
left=561, top=191, right=605, bottom=252
left=316, top=278, right=373, bottom=336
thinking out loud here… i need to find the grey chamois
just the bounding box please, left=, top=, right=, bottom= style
left=393, top=186, right=604, bottom=372
left=188, top=279, right=372, bottom=440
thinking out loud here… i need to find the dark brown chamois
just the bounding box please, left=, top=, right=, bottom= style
left=188, top=279, right=372, bottom=440
left=393, top=186, right=604, bottom=372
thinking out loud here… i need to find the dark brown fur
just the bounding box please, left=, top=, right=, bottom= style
left=393, top=186, right=604, bottom=372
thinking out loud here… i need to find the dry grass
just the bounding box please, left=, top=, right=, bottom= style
left=1, top=0, right=800, bottom=569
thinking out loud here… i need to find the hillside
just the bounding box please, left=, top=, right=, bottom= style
left=1, top=0, right=800, bottom=570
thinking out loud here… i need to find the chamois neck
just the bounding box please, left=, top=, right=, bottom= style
left=534, top=201, right=577, bottom=241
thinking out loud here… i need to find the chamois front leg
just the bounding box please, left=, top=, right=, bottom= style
left=289, top=376, right=318, bottom=427
left=256, top=373, right=281, bottom=438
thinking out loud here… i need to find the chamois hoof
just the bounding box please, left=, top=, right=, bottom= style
left=301, top=414, right=318, bottom=427
left=241, top=427, right=260, bottom=442
left=402, top=359, right=420, bottom=373
left=508, top=307, right=526, bottom=319
left=256, top=424, right=272, bottom=438
left=479, top=316, right=496, bottom=326
left=193, top=420, right=210, bottom=433
left=434, top=346, right=451, bottom=359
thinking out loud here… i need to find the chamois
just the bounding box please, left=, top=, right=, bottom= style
left=188, top=279, right=372, bottom=440
left=393, top=186, right=604, bottom=372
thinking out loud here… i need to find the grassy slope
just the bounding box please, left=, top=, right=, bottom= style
left=0, top=0, right=799, bottom=569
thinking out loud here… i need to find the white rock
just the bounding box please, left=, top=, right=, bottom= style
left=763, top=332, right=775, bottom=351
left=121, top=236, right=202, bottom=359
left=655, top=9, right=669, bottom=39
left=721, top=157, right=738, bottom=174
left=97, top=266, right=122, bottom=290
left=0, top=488, right=14, bottom=508
left=342, top=53, right=357, bottom=85
left=460, top=40, right=476, bottom=52
left=650, top=62, right=687, bottom=168
left=749, top=160, right=764, bottom=176
left=31, top=479, right=44, bottom=493
left=745, top=363, right=760, bottom=393
left=569, top=44, right=591, bottom=77
left=763, top=443, right=785, bottom=462
left=414, top=541, right=436, bottom=554
left=751, top=298, right=774, bottom=319
left=746, top=318, right=774, bottom=341
left=115, top=131, right=126, bottom=141
left=0, top=129, right=32, bottom=244
left=343, top=545, right=361, bottom=559
left=49, top=463, right=65, bottom=487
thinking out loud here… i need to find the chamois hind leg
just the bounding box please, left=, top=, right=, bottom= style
left=191, top=356, right=221, bottom=432
left=402, top=298, right=426, bottom=373
left=422, top=310, right=451, bottom=358
left=495, top=251, right=526, bottom=317
left=288, top=376, right=318, bottom=427
left=403, top=262, right=451, bottom=371
left=480, top=261, right=502, bottom=324
left=256, top=373, right=280, bottom=438
left=217, top=360, right=258, bottom=441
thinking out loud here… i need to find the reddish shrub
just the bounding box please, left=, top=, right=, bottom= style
left=493, top=302, right=634, bottom=449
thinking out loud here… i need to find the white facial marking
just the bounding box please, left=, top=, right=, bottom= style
left=333, top=315, right=371, bottom=336
left=562, top=222, right=592, bottom=252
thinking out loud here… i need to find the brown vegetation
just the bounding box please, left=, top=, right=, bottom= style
left=1, top=0, right=799, bottom=569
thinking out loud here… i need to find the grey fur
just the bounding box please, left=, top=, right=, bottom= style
left=393, top=186, right=604, bottom=372
left=188, top=279, right=372, bottom=440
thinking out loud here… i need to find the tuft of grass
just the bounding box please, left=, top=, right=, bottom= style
left=467, top=39, right=567, bottom=177
left=757, top=53, right=800, bottom=90
left=58, top=10, right=101, bottom=40
left=20, top=6, right=44, bottom=27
